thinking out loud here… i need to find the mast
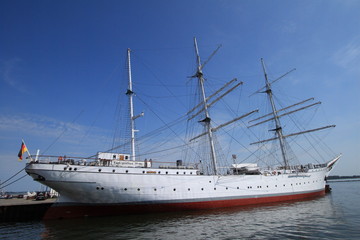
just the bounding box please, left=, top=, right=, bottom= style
left=261, top=58, right=289, bottom=169
left=193, top=38, right=218, bottom=175
left=126, top=48, right=143, bottom=161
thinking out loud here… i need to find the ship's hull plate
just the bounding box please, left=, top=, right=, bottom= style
left=43, top=189, right=325, bottom=219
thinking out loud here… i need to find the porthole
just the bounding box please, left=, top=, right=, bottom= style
left=190, top=172, right=193, bottom=174
left=173, top=188, right=176, bottom=191
left=64, top=167, right=67, bottom=170
left=237, top=187, right=239, bottom=189
left=96, top=187, right=99, bottom=190
left=214, top=188, right=216, bottom=190
left=176, top=172, right=179, bottom=174
left=166, top=171, right=168, bottom=174
left=101, top=187, right=104, bottom=190
left=188, top=188, right=190, bottom=191
left=124, top=188, right=127, bottom=191
left=201, top=188, right=204, bottom=191
left=112, top=169, right=115, bottom=173
left=209, top=181, right=212, bottom=183
left=126, top=170, right=128, bottom=173
left=226, top=187, right=228, bottom=190
left=142, top=171, right=145, bottom=174
left=158, top=171, right=161, bottom=174
left=98, top=169, right=101, bottom=172
left=137, top=188, right=140, bottom=191
left=69, top=167, right=72, bottom=170
left=154, top=188, right=157, bottom=191
left=183, top=172, right=186, bottom=174
left=74, top=168, right=77, bottom=171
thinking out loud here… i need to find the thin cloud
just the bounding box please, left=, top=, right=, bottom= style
left=0, top=114, right=111, bottom=146
left=0, top=58, right=27, bottom=92
left=332, top=39, right=360, bottom=72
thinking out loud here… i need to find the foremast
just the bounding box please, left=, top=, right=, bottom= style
left=261, top=58, right=289, bottom=169
left=249, top=58, right=337, bottom=171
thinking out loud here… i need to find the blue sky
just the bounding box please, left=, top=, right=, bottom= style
left=1, top=0, right=359, bottom=191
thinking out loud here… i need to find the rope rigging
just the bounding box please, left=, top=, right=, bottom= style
left=0, top=167, right=26, bottom=187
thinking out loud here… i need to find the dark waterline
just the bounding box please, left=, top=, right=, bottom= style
left=1, top=181, right=359, bottom=240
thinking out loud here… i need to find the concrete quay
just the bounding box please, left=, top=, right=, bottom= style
left=0, top=198, right=56, bottom=222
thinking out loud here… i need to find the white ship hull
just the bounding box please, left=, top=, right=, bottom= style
left=25, top=161, right=334, bottom=219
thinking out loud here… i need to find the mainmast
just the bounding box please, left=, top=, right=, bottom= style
left=193, top=38, right=218, bottom=175
left=126, top=48, right=143, bottom=161
left=261, top=58, right=289, bottom=169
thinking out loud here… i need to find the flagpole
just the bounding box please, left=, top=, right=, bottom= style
left=22, top=139, right=33, bottom=162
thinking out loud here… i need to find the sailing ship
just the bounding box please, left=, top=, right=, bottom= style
left=25, top=38, right=341, bottom=220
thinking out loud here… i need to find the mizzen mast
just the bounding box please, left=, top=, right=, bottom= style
left=126, top=48, right=144, bottom=161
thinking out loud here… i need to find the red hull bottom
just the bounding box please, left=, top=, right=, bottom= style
left=43, top=190, right=325, bottom=220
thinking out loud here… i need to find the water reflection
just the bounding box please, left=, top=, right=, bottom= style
left=2, top=183, right=358, bottom=240
left=40, top=195, right=347, bottom=240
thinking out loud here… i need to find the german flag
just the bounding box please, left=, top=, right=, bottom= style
left=18, top=141, right=28, bottom=161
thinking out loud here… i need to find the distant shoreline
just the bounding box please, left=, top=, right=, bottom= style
left=327, top=175, right=360, bottom=183
left=327, top=175, right=360, bottom=180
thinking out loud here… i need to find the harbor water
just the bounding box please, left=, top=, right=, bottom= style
left=0, top=180, right=359, bottom=239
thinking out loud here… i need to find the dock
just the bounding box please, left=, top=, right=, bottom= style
left=0, top=198, right=56, bottom=222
